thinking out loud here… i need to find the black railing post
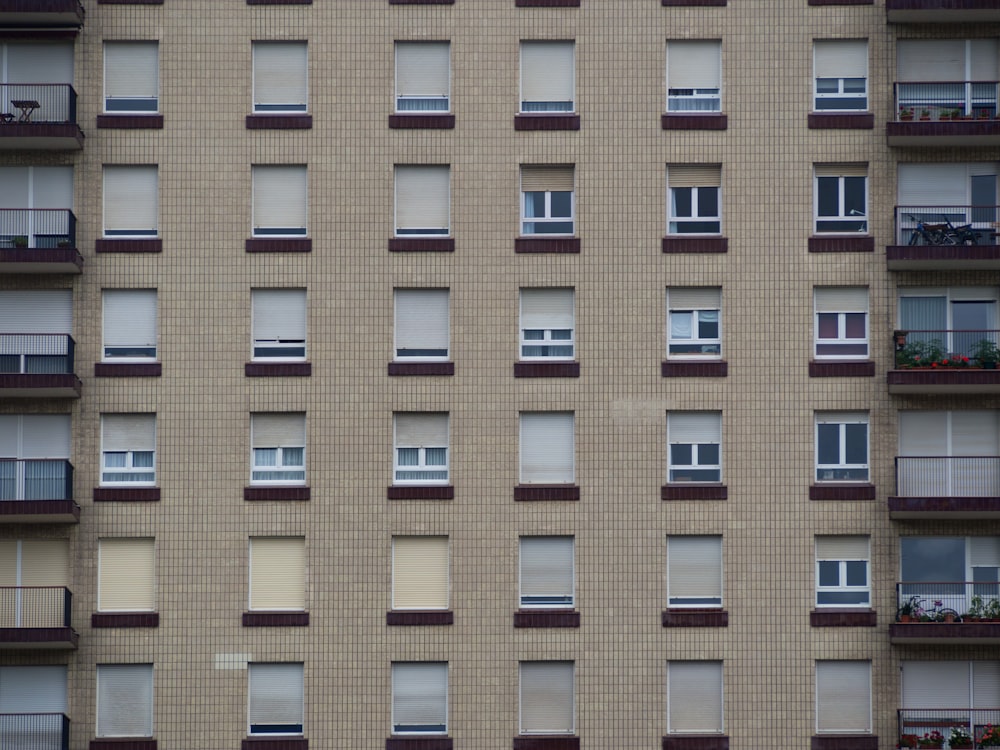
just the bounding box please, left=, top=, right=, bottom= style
left=67, top=210, right=76, bottom=247
left=67, top=86, right=76, bottom=125
left=63, top=461, right=73, bottom=501
left=65, top=336, right=74, bottom=373
left=61, top=713, right=70, bottom=750
left=63, top=588, right=71, bottom=627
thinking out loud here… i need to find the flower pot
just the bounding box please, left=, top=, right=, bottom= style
left=984, top=361, right=997, bottom=370
left=900, top=614, right=913, bottom=623
left=945, top=613, right=956, bottom=622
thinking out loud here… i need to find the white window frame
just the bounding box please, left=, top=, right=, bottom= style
left=521, top=190, right=574, bottom=236
left=394, top=289, right=450, bottom=362
left=519, top=288, right=575, bottom=361
left=247, top=663, right=304, bottom=736
left=102, top=289, right=157, bottom=362
left=667, top=535, right=723, bottom=609
left=519, top=661, right=575, bottom=736
left=395, top=41, right=450, bottom=113
left=519, top=536, right=575, bottom=609
left=252, top=41, right=308, bottom=114
left=519, top=40, right=575, bottom=114
left=666, top=41, right=722, bottom=113
left=815, top=412, right=869, bottom=482
left=814, top=169, right=868, bottom=234
left=103, top=41, right=159, bottom=114
left=667, top=289, right=722, bottom=358
left=668, top=186, right=721, bottom=235
left=813, top=41, right=868, bottom=113
left=250, top=414, right=306, bottom=486
left=251, top=289, right=307, bottom=361
left=394, top=165, right=451, bottom=238
left=391, top=536, right=450, bottom=611
left=391, top=662, right=448, bottom=735
left=815, top=661, right=872, bottom=734
left=100, top=414, right=156, bottom=487
left=97, top=537, right=155, bottom=613
left=252, top=165, right=308, bottom=237
left=815, top=537, right=870, bottom=608
left=666, top=661, right=724, bottom=734
left=102, top=165, right=158, bottom=238
left=248, top=537, right=306, bottom=612
left=814, top=288, right=869, bottom=360
left=96, top=664, right=154, bottom=738
left=667, top=412, right=722, bottom=483
left=393, top=413, right=449, bottom=485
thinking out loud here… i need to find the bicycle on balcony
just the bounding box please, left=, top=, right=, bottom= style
left=907, top=214, right=978, bottom=246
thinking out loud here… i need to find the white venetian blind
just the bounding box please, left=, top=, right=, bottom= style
left=103, top=290, right=157, bottom=349
left=667, top=40, right=721, bottom=89
left=667, top=536, right=722, bottom=602
left=98, top=538, right=155, bottom=611
left=0, top=666, right=66, bottom=713
left=395, top=413, right=448, bottom=447
left=815, top=287, right=868, bottom=313
left=521, top=165, right=574, bottom=192
left=252, top=413, right=306, bottom=447
left=395, top=165, right=450, bottom=233
left=520, top=537, right=574, bottom=602
left=102, top=414, right=155, bottom=453
left=250, top=537, right=306, bottom=610
left=392, top=536, right=449, bottom=610
left=392, top=663, right=447, bottom=730
left=903, top=661, right=969, bottom=708
left=252, top=289, right=306, bottom=341
left=667, top=165, right=721, bottom=188
left=253, top=42, right=307, bottom=109
left=248, top=663, right=303, bottom=730
left=668, top=661, right=723, bottom=733
left=668, top=412, right=721, bottom=443
left=0, top=290, right=72, bottom=334
left=520, top=412, right=575, bottom=484
left=520, top=41, right=574, bottom=107
left=520, top=662, right=574, bottom=734
left=816, top=536, right=869, bottom=560
left=814, top=40, right=867, bottom=78
left=97, top=665, right=153, bottom=737
left=899, top=411, right=948, bottom=456
left=19, top=415, right=71, bottom=459
left=253, top=165, right=307, bottom=233
left=816, top=661, right=871, bottom=732
left=396, top=42, right=449, bottom=98
left=521, top=289, right=575, bottom=329
left=394, top=289, right=449, bottom=356
left=898, top=164, right=968, bottom=206
left=668, top=287, right=721, bottom=310
left=897, top=40, right=965, bottom=81
left=104, top=42, right=158, bottom=103
left=104, top=166, right=158, bottom=234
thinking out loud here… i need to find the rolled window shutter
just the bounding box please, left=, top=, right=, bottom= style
left=816, top=536, right=869, bottom=561
left=32, top=167, right=74, bottom=210
left=898, top=164, right=967, bottom=206
left=104, top=42, right=158, bottom=101
left=970, top=537, right=1000, bottom=567
left=253, top=42, right=307, bottom=109
left=520, top=662, right=574, bottom=734
left=667, top=41, right=721, bottom=89
left=903, top=662, right=970, bottom=708
left=99, top=538, right=155, bottom=611
left=814, top=40, right=867, bottom=78
left=668, top=661, right=723, bottom=733
left=250, top=537, right=306, bottom=610
left=98, top=665, right=153, bottom=737
left=897, top=40, right=965, bottom=81
left=952, top=412, right=1000, bottom=455
left=520, top=289, right=574, bottom=329
left=0, top=167, right=29, bottom=206
left=973, top=662, right=1000, bottom=708
left=249, top=663, right=304, bottom=729
left=19, top=415, right=70, bottom=459
left=252, top=289, right=306, bottom=341
left=102, top=414, right=156, bottom=453
left=0, top=290, right=72, bottom=334
left=395, top=165, right=450, bottom=232
left=815, top=287, right=868, bottom=313
left=253, top=165, right=307, bottom=232
left=103, top=290, right=157, bottom=349
left=520, top=41, right=574, bottom=105
left=0, top=666, right=67, bottom=713
left=0, top=417, right=16, bottom=457
left=521, top=165, right=574, bottom=192
left=104, top=166, right=158, bottom=233
left=392, top=663, right=447, bottom=730
left=394, top=289, right=449, bottom=354
left=520, top=412, right=575, bottom=484
left=816, top=411, right=867, bottom=425
left=899, top=412, right=948, bottom=456
left=668, top=165, right=721, bottom=188
left=816, top=661, right=871, bottom=732
left=20, top=540, right=68, bottom=587
left=252, top=413, right=306, bottom=447
left=668, top=288, right=721, bottom=310
left=392, top=536, right=449, bottom=610
left=668, top=412, right=721, bottom=443
left=395, top=413, right=448, bottom=447
left=0, top=542, right=15, bottom=584
left=396, top=42, right=449, bottom=98
left=6, top=42, right=73, bottom=83
left=970, top=40, right=998, bottom=81
left=520, top=537, right=574, bottom=601
left=667, top=536, right=721, bottom=601
left=815, top=163, right=867, bottom=178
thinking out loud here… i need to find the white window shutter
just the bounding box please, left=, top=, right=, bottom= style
left=250, top=537, right=306, bottom=611
left=815, top=164, right=867, bottom=179
left=973, top=662, right=1000, bottom=708
left=6, top=43, right=73, bottom=83
left=97, top=665, right=153, bottom=737
left=814, top=40, right=867, bottom=78
left=897, top=164, right=968, bottom=206
left=520, top=289, right=575, bottom=329
left=103, top=290, right=157, bottom=350
left=394, top=413, right=448, bottom=447
left=19, top=415, right=71, bottom=459
left=668, top=661, right=723, bottom=733
left=102, top=414, right=156, bottom=453
left=520, top=41, right=574, bottom=106
left=19, top=540, right=69, bottom=587
left=394, top=289, right=450, bottom=356
left=521, top=165, right=574, bottom=192
left=970, top=537, right=1000, bottom=567
left=668, top=412, right=722, bottom=443
left=104, top=42, right=158, bottom=103
left=897, top=40, right=965, bottom=81
left=667, top=41, right=721, bottom=89
left=248, top=663, right=304, bottom=731
left=902, top=661, right=970, bottom=709
left=0, top=666, right=67, bottom=713
left=252, top=289, right=307, bottom=341
left=520, top=662, right=574, bottom=734
left=952, top=411, right=1000, bottom=455
left=815, top=536, right=869, bottom=560
left=668, top=288, right=721, bottom=310
left=667, top=536, right=722, bottom=602
left=395, top=165, right=450, bottom=233
left=253, top=42, right=307, bottom=110
left=0, top=290, right=72, bottom=334
left=520, top=412, right=575, bottom=484
left=252, top=413, right=306, bottom=447
left=816, top=661, right=871, bottom=732
left=899, top=411, right=949, bottom=456
left=32, top=167, right=74, bottom=210
left=396, top=42, right=449, bottom=98
left=104, top=166, right=158, bottom=234
left=815, top=287, right=868, bottom=313
left=98, top=538, right=155, bottom=611
left=253, top=165, right=307, bottom=233
left=667, top=165, right=721, bottom=188
left=392, top=663, right=448, bottom=732
left=392, top=536, right=449, bottom=610
left=520, top=537, right=574, bottom=603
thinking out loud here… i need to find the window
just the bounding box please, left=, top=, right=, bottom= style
left=0, top=415, right=70, bottom=501
left=520, top=288, right=574, bottom=360
left=667, top=288, right=721, bottom=357
left=97, top=664, right=153, bottom=737
left=392, top=536, right=449, bottom=610
left=101, top=414, right=156, bottom=486
left=897, top=163, right=997, bottom=245
left=252, top=165, right=307, bottom=237
left=815, top=536, right=870, bottom=607
left=103, top=166, right=158, bottom=237
left=667, top=536, right=722, bottom=608
left=898, top=411, right=1000, bottom=496
left=900, top=537, right=999, bottom=613
left=813, top=40, right=868, bottom=111
left=394, top=165, right=450, bottom=237
left=251, top=413, right=306, bottom=485
left=666, top=661, right=723, bottom=734
left=392, top=663, right=448, bottom=734
left=0, top=666, right=67, bottom=744
left=901, top=661, right=1000, bottom=732
left=814, top=288, right=868, bottom=359
left=814, top=165, right=867, bottom=233
left=816, top=661, right=871, bottom=733
left=520, top=41, right=574, bottom=113
left=98, top=538, right=155, bottom=612
left=897, top=40, right=998, bottom=119
left=520, top=536, right=574, bottom=609
left=248, top=663, right=304, bottom=735
left=667, top=412, right=722, bottom=483
left=104, top=42, right=159, bottom=112
left=666, top=40, right=722, bottom=112
left=520, top=412, right=575, bottom=484
left=0, top=166, right=73, bottom=248
left=667, top=165, right=721, bottom=235
left=0, top=540, right=69, bottom=627
left=393, top=413, right=449, bottom=484
left=394, top=289, right=449, bottom=361
left=252, top=289, right=306, bottom=360
left=249, top=537, right=306, bottom=612
left=520, top=661, right=574, bottom=735
left=815, top=412, right=868, bottom=482
left=395, top=42, right=449, bottom=112
left=0, top=42, right=73, bottom=122
left=103, top=290, right=157, bottom=361
left=252, top=42, right=307, bottom=113
left=898, top=285, right=999, bottom=360
left=521, top=165, right=574, bottom=236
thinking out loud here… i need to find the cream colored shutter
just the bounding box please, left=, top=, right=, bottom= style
left=667, top=165, right=721, bottom=188
left=0, top=542, right=15, bottom=585
left=667, top=536, right=722, bottom=604
left=102, top=414, right=156, bottom=453
left=899, top=412, right=948, bottom=455
left=103, top=290, right=157, bottom=351
left=253, top=165, right=307, bottom=234
left=392, top=536, right=449, bottom=610
left=32, top=168, right=73, bottom=210
left=668, top=661, right=723, bottom=733
left=815, top=287, right=868, bottom=313
left=97, top=665, right=153, bottom=737
left=248, top=663, right=303, bottom=730
left=392, top=663, right=447, bottom=731
left=952, top=412, right=1000, bottom=455
left=521, top=165, right=574, bottom=192
left=394, top=289, right=449, bottom=356
left=520, top=412, right=575, bottom=484
left=252, top=413, right=306, bottom=448
left=394, top=413, right=448, bottom=448
left=252, top=289, right=307, bottom=341
left=19, top=540, right=68, bottom=587
left=815, top=536, right=869, bottom=560
left=668, top=412, right=722, bottom=443
left=814, top=40, right=867, bottom=78
left=250, top=537, right=305, bottom=610
left=253, top=42, right=307, bottom=110
left=104, top=42, right=158, bottom=107
left=816, top=661, right=871, bottom=732
left=98, top=538, right=155, bottom=611
left=897, top=40, right=965, bottom=81
left=520, top=41, right=574, bottom=108
left=667, top=41, right=721, bottom=89
left=0, top=290, right=72, bottom=334
left=815, top=164, right=867, bottom=178
left=520, top=662, right=574, bottom=734
left=396, top=42, right=449, bottom=99
left=898, top=164, right=967, bottom=206
left=902, top=661, right=969, bottom=708
left=520, top=289, right=575, bottom=329
left=395, top=165, right=450, bottom=233
left=668, top=288, right=721, bottom=310
left=970, top=537, right=1000, bottom=567
left=520, top=537, right=574, bottom=604
left=104, top=166, right=158, bottom=234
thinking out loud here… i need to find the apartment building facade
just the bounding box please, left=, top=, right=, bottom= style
left=1, top=0, right=1000, bottom=748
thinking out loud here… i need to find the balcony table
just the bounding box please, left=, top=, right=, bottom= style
left=11, top=99, right=39, bottom=122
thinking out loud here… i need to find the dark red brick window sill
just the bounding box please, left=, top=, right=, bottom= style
left=517, top=0, right=579, bottom=5
left=389, top=114, right=455, bottom=129
left=389, top=238, right=455, bottom=253
left=95, top=363, right=162, bottom=377
left=810, top=609, right=876, bottom=627
left=514, top=610, right=580, bottom=628
left=96, top=239, right=162, bottom=253
left=243, top=612, right=309, bottom=627
left=515, top=114, right=580, bottom=131
left=389, top=0, right=453, bottom=4
left=246, top=115, right=312, bottom=129
left=808, top=236, right=874, bottom=253
left=662, top=609, right=728, bottom=627
left=810, top=736, right=878, bottom=750
left=387, top=611, right=454, bottom=626
left=91, top=612, right=159, bottom=628
left=662, top=361, right=727, bottom=377
left=809, top=361, right=875, bottom=378
left=515, top=238, right=580, bottom=254
left=244, top=486, right=311, bottom=501
left=514, top=485, right=580, bottom=501
left=242, top=739, right=308, bottom=750
left=662, top=237, right=727, bottom=254
left=386, top=739, right=453, bottom=750
left=245, top=362, right=312, bottom=377
left=513, top=738, right=579, bottom=750
left=248, top=0, right=311, bottom=4
left=514, top=362, right=579, bottom=378
left=387, top=486, right=455, bottom=500
left=246, top=238, right=311, bottom=253
left=661, top=484, right=727, bottom=501
left=808, top=113, right=873, bottom=130
left=662, top=114, right=727, bottom=129
left=809, top=0, right=872, bottom=4
left=663, top=0, right=725, bottom=4
left=388, top=362, right=455, bottom=376
left=809, top=484, right=875, bottom=501
left=90, top=740, right=158, bottom=750
left=97, top=115, right=163, bottom=129
left=93, top=487, right=160, bottom=502
left=98, top=0, right=163, bottom=3
left=662, top=736, right=729, bottom=750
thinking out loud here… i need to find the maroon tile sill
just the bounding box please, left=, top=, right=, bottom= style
left=517, top=0, right=579, bottom=5
left=891, top=621, right=1000, bottom=639
left=244, top=486, right=311, bottom=501
left=0, top=627, right=77, bottom=647
left=514, top=114, right=580, bottom=131
left=808, top=113, right=874, bottom=129
left=515, top=238, right=580, bottom=254
left=0, top=499, right=79, bottom=521
left=387, top=485, right=455, bottom=500
left=95, top=363, right=162, bottom=377
left=662, top=609, right=728, bottom=627
left=514, top=610, right=580, bottom=628
left=809, top=361, right=875, bottom=378
left=245, top=362, right=312, bottom=377
left=662, top=237, right=728, bottom=253
left=242, top=740, right=308, bottom=750
left=889, top=495, right=1000, bottom=515
left=662, top=0, right=726, bottom=4
left=243, top=612, right=309, bottom=627
left=887, top=244, right=1000, bottom=266
left=388, top=362, right=455, bottom=376
left=0, top=246, right=83, bottom=270
left=662, top=737, right=729, bottom=750
left=389, top=0, right=453, bottom=3
left=247, top=0, right=311, bottom=4
left=809, top=484, right=875, bottom=501
left=662, top=113, right=727, bottom=130
left=386, top=739, right=453, bottom=750
left=388, top=238, right=455, bottom=253
left=808, top=236, right=874, bottom=253
left=245, top=238, right=311, bottom=253
left=0, top=373, right=81, bottom=395
left=246, top=115, right=312, bottom=129
left=888, top=121, right=1000, bottom=140
left=810, top=736, right=878, bottom=750
left=90, top=741, right=158, bottom=750
left=386, top=610, right=454, bottom=626
left=810, top=609, right=877, bottom=627
left=93, top=487, right=160, bottom=502
left=91, top=612, right=159, bottom=628
left=513, top=739, right=579, bottom=750
left=98, top=0, right=163, bottom=4
left=514, top=362, right=580, bottom=378
left=388, top=114, right=455, bottom=129
left=888, top=368, right=1000, bottom=389
left=96, top=115, right=163, bottom=129
left=96, top=239, right=162, bottom=253
left=514, top=485, right=580, bottom=501
left=661, top=361, right=728, bottom=377
left=661, top=484, right=727, bottom=501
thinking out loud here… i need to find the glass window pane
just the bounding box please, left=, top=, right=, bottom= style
left=254, top=448, right=277, bottom=466
left=818, top=313, right=839, bottom=339
left=900, top=537, right=966, bottom=582
left=697, top=187, right=718, bottom=217
left=397, top=448, right=418, bottom=467
left=817, top=423, right=840, bottom=465
left=524, top=330, right=544, bottom=341
left=424, top=447, right=446, bottom=466
left=846, top=560, right=867, bottom=587
left=843, top=78, right=866, bottom=93
left=816, top=78, right=838, bottom=93
left=844, top=423, right=867, bottom=465
left=551, top=329, right=572, bottom=341
left=698, top=443, right=720, bottom=465
left=132, top=451, right=154, bottom=468
left=525, top=192, right=545, bottom=218
left=282, top=447, right=304, bottom=465
left=550, top=192, right=572, bottom=218
left=817, top=177, right=839, bottom=217
left=843, top=176, right=865, bottom=216
left=104, top=452, right=127, bottom=468
left=672, top=187, right=693, bottom=218
left=844, top=313, right=866, bottom=339
left=670, top=444, right=692, bottom=465
left=818, top=560, right=840, bottom=587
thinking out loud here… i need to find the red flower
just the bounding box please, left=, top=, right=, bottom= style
left=941, top=359, right=949, bottom=365
left=931, top=362, right=938, bottom=368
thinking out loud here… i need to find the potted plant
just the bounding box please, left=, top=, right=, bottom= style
left=949, top=727, right=974, bottom=749
left=980, top=109, right=991, bottom=120
left=900, top=107, right=914, bottom=121
left=897, top=595, right=923, bottom=622
left=986, top=597, right=1000, bottom=622
left=966, top=594, right=985, bottom=621
left=972, top=338, right=1000, bottom=369
left=12, top=235, right=27, bottom=248
left=920, top=109, right=931, bottom=121
left=981, top=724, right=1000, bottom=747
left=917, top=731, right=945, bottom=748
left=898, top=734, right=919, bottom=748
left=897, top=339, right=945, bottom=369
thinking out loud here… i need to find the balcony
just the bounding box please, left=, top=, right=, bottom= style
left=887, top=0, right=1000, bottom=23
left=0, top=85, right=82, bottom=150
left=0, top=0, right=83, bottom=27
left=0, top=587, right=76, bottom=649
left=0, top=460, right=77, bottom=523
left=898, top=709, right=1000, bottom=749
left=887, top=206, right=1000, bottom=270
left=0, top=335, right=80, bottom=397
left=890, top=457, right=1000, bottom=518
left=891, top=584, right=1000, bottom=643
left=888, top=329, right=1000, bottom=394
left=889, top=82, right=1000, bottom=146
left=0, top=210, right=80, bottom=273
left=0, top=713, right=70, bottom=750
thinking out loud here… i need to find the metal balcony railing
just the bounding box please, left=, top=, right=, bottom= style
left=0, top=460, right=73, bottom=501
left=0, top=335, right=75, bottom=375
left=898, top=708, right=1000, bottom=748
left=0, top=587, right=71, bottom=628
left=894, top=206, right=1000, bottom=246
left=0, top=210, right=76, bottom=250
left=895, top=80, right=1000, bottom=120
left=0, top=84, right=77, bottom=125
left=894, top=329, right=1000, bottom=364
left=896, top=582, right=1000, bottom=619
left=0, top=713, right=69, bottom=750
left=895, top=456, right=1000, bottom=497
